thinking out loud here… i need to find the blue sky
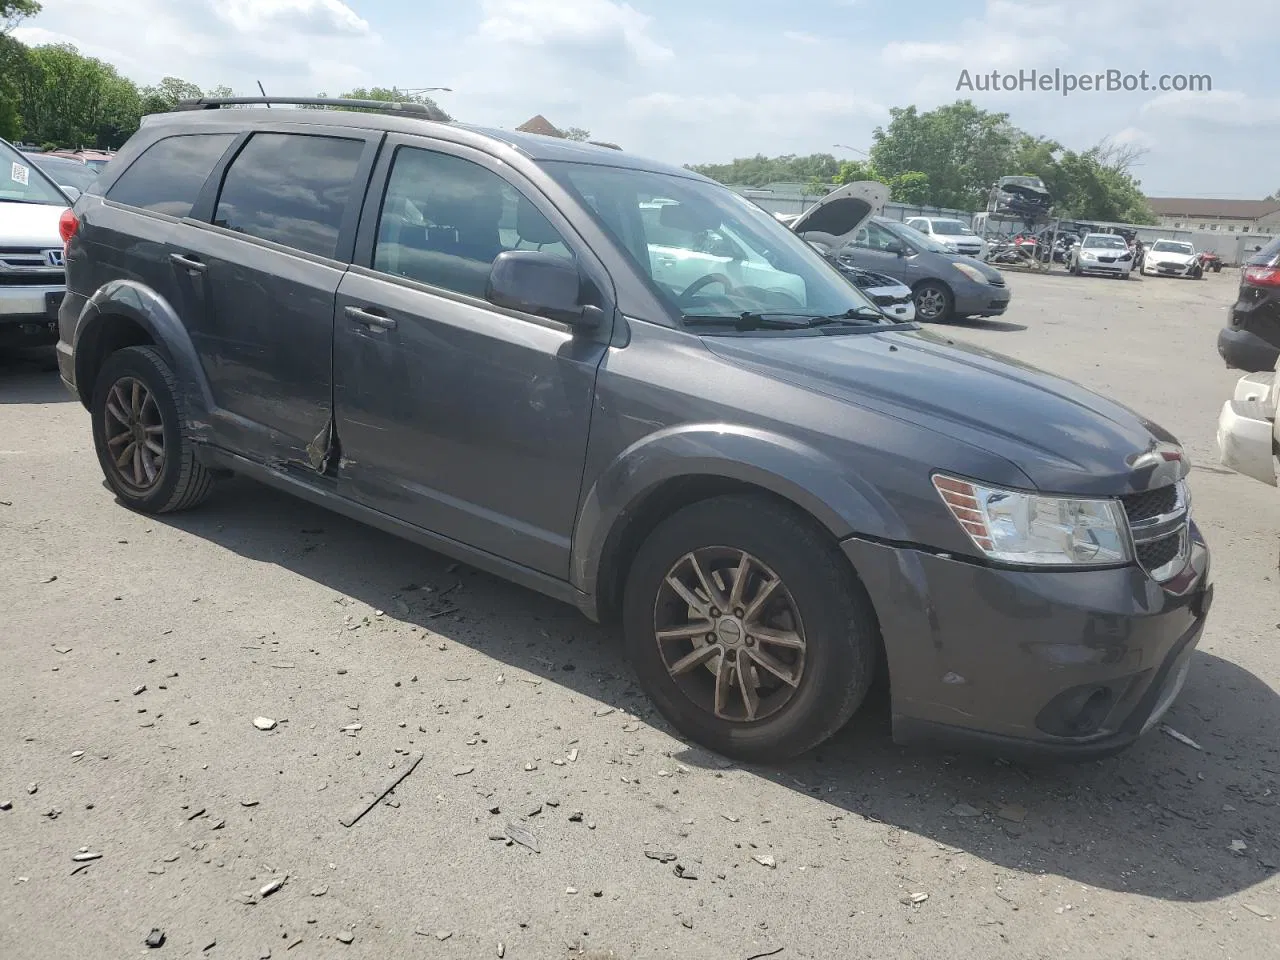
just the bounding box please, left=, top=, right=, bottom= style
left=16, top=0, right=1276, bottom=198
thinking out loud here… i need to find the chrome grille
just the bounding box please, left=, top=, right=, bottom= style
left=1124, top=481, right=1190, bottom=582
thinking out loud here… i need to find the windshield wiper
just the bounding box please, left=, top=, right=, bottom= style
left=682, top=307, right=893, bottom=331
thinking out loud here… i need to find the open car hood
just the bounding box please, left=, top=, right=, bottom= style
left=788, top=180, right=888, bottom=250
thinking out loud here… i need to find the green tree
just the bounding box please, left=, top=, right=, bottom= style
left=562, top=126, right=591, bottom=142
left=13, top=43, right=142, bottom=148
left=0, top=33, right=26, bottom=139
left=869, top=100, right=1018, bottom=210
left=1267, top=189, right=1279, bottom=203
left=334, top=86, right=451, bottom=120
left=139, top=76, right=203, bottom=114
left=2, top=0, right=40, bottom=34
left=687, top=153, right=842, bottom=187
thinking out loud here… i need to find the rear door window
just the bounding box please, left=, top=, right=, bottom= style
left=213, top=133, right=366, bottom=259
left=105, top=134, right=236, bottom=218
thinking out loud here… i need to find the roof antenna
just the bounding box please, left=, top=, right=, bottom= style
left=257, top=80, right=270, bottom=107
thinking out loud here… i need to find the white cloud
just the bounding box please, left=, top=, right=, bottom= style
left=1142, top=89, right=1280, bottom=127
left=477, top=0, right=672, bottom=63
left=1109, top=126, right=1156, bottom=149
left=215, top=0, right=371, bottom=36
left=783, top=31, right=821, bottom=44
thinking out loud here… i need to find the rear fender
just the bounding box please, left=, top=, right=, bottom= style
left=75, top=280, right=215, bottom=440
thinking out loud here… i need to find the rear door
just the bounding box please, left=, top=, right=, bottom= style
left=331, top=136, right=614, bottom=578
left=171, top=126, right=380, bottom=466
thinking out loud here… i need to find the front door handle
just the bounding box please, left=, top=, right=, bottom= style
left=344, top=305, right=397, bottom=331
left=169, top=252, right=207, bottom=274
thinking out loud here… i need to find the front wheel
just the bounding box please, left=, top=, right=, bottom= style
left=912, top=281, right=954, bottom=322
left=622, top=495, right=879, bottom=762
left=90, top=345, right=215, bottom=514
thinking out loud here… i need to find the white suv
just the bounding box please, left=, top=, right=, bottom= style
left=0, top=137, right=71, bottom=352
left=904, top=216, right=986, bottom=259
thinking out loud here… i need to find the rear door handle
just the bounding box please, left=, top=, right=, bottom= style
left=344, top=305, right=397, bottom=331
left=169, top=252, right=207, bottom=274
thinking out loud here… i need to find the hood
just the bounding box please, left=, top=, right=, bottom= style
left=1148, top=249, right=1194, bottom=265
left=701, top=328, right=1183, bottom=496
left=948, top=252, right=1005, bottom=284
left=789, top=180, right=889, bottom=251
left=997, top=180, right=1051, bottom=202
left=0, top=200, right=68, bottom=247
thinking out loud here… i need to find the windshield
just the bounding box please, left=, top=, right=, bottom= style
left=1002, top=176, right=1045, bottom=190
left=931, top=219, right=974, bottom=236
left=544, top=161, right=879, bottom=321
left=0, top=141, right=68, bottom=205
left=879, top=218, right=952, bottom=254
left=30, top=155, right=98, bottom=191
left=1152, top=240, right=1193, bottom=255
left=1083, top=235, right=1127, bottom=249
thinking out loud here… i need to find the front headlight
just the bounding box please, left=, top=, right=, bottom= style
left=933, top=474, right=1131, bottom=566
left=1081, top=251, right=1096, bottom=260
left=952, top=262, right=988, bottom=283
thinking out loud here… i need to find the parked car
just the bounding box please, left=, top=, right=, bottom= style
left=0, top=136, right=71, bottom=351
left=1143, top=239, right=1201, bottom=279
left=987, top=175, right=1052, bottom=218
left=796, top=186, right=1011, bottom=323
left=27, top=153, right=99, bottom=199
left=1217, top=234, right=1280, bottom=373
left=1066, top=233, right=1134, bottom=279
left=903, top=216, right=985, bottom=258
left=58, top=98, right=1211, bottom=762
left=49, top=148, right=115, bottom=171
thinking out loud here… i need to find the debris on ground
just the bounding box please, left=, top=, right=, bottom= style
left=674, top=863, right=698, bottom=880
left=505, top=823, right=540, bottom=853
left=1243, top=904, right=1274, bottom=920
left=1, top=800, right=11, bottom=810
left=453, top=766, right=474, bottom=777
left=145, top=929, right=166, bottom=948
left=752, top=854, right=777, bottom=869
left=997, top=804, right=1027, bottom=823
left=949, top=803, right=982, bottom=818
left=1162, top=726, right=1202, bottom=751
left=253, top=717, right=278, bottom=731
left=335, top=931, right=354, bottom=944
left=27, top=782, right=37, bottom=795
left=645, top=850, right=677, bottom=863
left=260, top=875, right=288, bottom=897
left=1230, top=840, right=1249, bottom=853
left=339, top=752, right=423, bottom=828
left=71, top=851, right=103, bottom=862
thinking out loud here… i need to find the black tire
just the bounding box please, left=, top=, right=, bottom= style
left=90, top=345, right=215, bottom=514
left=622, top=494, right=879, bottom=762
left=912, top=281, right=954, bottom=322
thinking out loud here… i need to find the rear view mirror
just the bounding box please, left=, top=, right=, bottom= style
left=658, top=201, right=709, bottom=233
left=486, top=251, right=601, bottom=329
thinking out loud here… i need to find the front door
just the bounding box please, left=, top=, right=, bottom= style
left=838, top=220, right=919, bottom=284
left=170, top=127, right=378, bottom=466
left=331, top=138, right=612, bottom=578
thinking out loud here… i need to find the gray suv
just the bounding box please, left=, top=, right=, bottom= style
left=58, top=98, right=1212, bottom=762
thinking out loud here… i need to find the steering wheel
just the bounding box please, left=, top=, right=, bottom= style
left=678, top=273, right=736, bottom=304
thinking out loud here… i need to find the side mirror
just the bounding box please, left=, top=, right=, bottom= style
left=62, top=186, right=81, bottom=202
left=885, top=240, right=906, bottom=256
left=486, top=250, right=601, bottom=329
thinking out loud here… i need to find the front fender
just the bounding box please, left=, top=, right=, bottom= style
left=75, top=280, right=216, bottom=437
left=571, top=422, right=912, bottom=598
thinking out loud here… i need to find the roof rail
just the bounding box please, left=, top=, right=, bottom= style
left=171, top=96, right=449, bottom=121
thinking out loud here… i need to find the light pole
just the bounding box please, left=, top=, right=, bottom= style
left=397, top=87, right=453, bottom=96
left=833, top=143, right=869, bottom=157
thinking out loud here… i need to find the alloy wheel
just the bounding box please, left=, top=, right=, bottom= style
left=915, top=286, right=947, bottom=320
left=653, top=547, right=807, bottom=723
left=102, top=376, right=166, bottom=493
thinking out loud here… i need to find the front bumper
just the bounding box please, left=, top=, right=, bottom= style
left=1217, top=372, right=1278, bottom=485
left=0, top=284, right=64, bottom=347
left=843, top=528, right=1212, bottom=760
left=954, top=283, right=1011, bottom=317
left=1144, top=260, right=1194, bottom=277
left=1077, top=258, right=1132, bottom=276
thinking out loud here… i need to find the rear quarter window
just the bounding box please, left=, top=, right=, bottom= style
left=105, top=134, right=236, bottom=218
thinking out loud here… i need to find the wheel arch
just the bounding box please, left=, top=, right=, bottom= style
left=73, top=281, right=214, bottom=431
left=572, top=424, right=909, bottom=624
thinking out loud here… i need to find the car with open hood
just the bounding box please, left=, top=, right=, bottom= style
left=790, top=182, right=1011, bottom=323
left=57, top=97, right=1210, bottom=763
left=0, top=137, right=71, bottom=351
left=1143, top=239, right=1201, bottom=279
left=987, top=175, right=1052, bottom=218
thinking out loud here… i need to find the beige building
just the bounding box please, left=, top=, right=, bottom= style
left=1147, top=197, right=1280, bottom=236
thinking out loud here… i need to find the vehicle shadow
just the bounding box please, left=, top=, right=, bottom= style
left=0, top=349, right=71, bottom=404
left=154, top=476, right=1278, bottom=904
left=943, top=318, right=1028, bottom=333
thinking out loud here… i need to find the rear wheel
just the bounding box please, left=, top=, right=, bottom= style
left=90, top=345, right=215, bottom=514
left=912, top=281, right=954, bottom=322
left=622, top=495, right=879, bottom=762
